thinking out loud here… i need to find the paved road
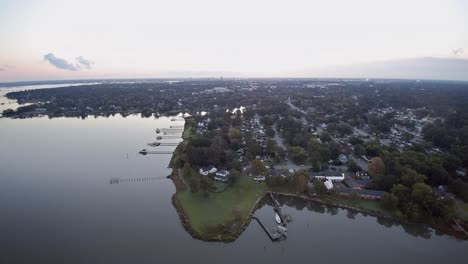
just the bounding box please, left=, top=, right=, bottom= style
left=349, top=154, right=369, bottom=171
left=272, top=126, right=311, bottom=170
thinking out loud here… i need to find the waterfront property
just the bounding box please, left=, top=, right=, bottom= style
left=324, top=179, right=334, bottom=190
left=214, top=170, right=230, bottom=182
left=175, top=173, right=267, bottom=240
left=199, top=165, right=217, bottom=176
left=335, top=186, right=386, bottom=200
left=344, top=178, right=370, bottom=189
left=309, top=171, right=346, bottom=182
left=253, top=175, right=266, bottom=182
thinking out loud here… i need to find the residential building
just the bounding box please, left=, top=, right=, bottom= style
left=214, top=170, right=230, bottom=182
left=309, top=171, right=345, bottom=182
left=199, top=165, right=217, bottom=176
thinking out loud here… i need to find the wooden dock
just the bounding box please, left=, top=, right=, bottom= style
left=156, top=135, right=181, bottom=140
left=269, top=192, right=287, bottom=226
left=110, top=176, right=169, bottom=184
left=156, top=128, right=184, bottom=134
left=147, top=142, right=180, bottom=147
left=139, top=149, right=173, bottom=155
left=251, top=216, right=283, bottom=241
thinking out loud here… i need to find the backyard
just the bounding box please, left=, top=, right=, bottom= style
left=175, top=173, right=267, bottom=239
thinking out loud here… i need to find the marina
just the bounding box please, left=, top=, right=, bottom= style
left=251, top=192, right=290, bottom=242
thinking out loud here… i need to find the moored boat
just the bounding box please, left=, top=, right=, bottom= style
left=275, top=213, right=282, bottom=224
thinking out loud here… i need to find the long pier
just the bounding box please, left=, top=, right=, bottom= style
left=147, top=142, right=180, bottom=147
left=269, top=192, right=287, bottom=226
left=157, top=135, right=181, bottom=140
left=139, top=149, right=173, bottom=155
left=156, top=128, right=184, bottom=134
left=110, top=176, right=168, bottom=184
left=251, top=216, right=283, bottom=241
left=163, top=131, right=182, bottom=135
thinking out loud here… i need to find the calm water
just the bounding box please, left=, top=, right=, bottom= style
left=0, top=102, right=467, bottom=263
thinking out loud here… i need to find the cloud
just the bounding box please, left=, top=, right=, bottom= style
left=44, top=53, right=79, bottom=71
left=43, top=53, right=94, bottom=71
left=453, top=48, right=464, bottom=56
left=76, top=56, right=94, bottom=69
left=0, top=68, right=4, bottom=71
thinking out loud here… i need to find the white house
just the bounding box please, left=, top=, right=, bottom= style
left=310, top=171, right=345, bottom=182
left=199, top=165, right=217, bottom=176
left=324, top=179, right=334, bottom=190
left=214, top=170, right=230, bottom=182
left=253, top=175, right=266, bottom=182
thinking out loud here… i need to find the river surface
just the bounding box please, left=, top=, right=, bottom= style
left=0, top=86, right=467, bottom=263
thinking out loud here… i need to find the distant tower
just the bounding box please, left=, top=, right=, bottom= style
left=220, top=76, right=223, bottom=80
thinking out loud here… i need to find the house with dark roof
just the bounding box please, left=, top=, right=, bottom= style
left=335, top=186, right=386, bottom=200
left=344, top=178, right=370, bottom=190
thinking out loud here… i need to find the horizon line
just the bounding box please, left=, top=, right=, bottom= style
left=2, top=76, right=468, bottom=87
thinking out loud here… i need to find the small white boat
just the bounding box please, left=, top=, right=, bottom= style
left=276, top=225, right=287, bottom=234
left=275, top=213, right=282, bottom=224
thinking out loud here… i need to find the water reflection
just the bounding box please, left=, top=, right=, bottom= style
left=264, top=196, right=436, bottom=239
left=1, top=111, right=467, bottom=263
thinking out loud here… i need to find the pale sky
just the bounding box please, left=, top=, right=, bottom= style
left=0, top=0, right=467, bottom=82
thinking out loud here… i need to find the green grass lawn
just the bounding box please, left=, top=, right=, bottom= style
left=176, top=174, right=266, bottom=238
left=212, top=181, right=229, bottom=192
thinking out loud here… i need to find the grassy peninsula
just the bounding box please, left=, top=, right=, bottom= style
left=170, top=119, right=267, bottom=241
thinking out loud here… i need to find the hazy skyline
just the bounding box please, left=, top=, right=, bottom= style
left=1, top=0, right=467, bottom=82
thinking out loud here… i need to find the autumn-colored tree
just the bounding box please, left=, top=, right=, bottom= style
left=295, top=173, right=308, bottom=193
left=368, top=157, right=385, bottom=177
left=313, top=179, right=327, bottom=196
